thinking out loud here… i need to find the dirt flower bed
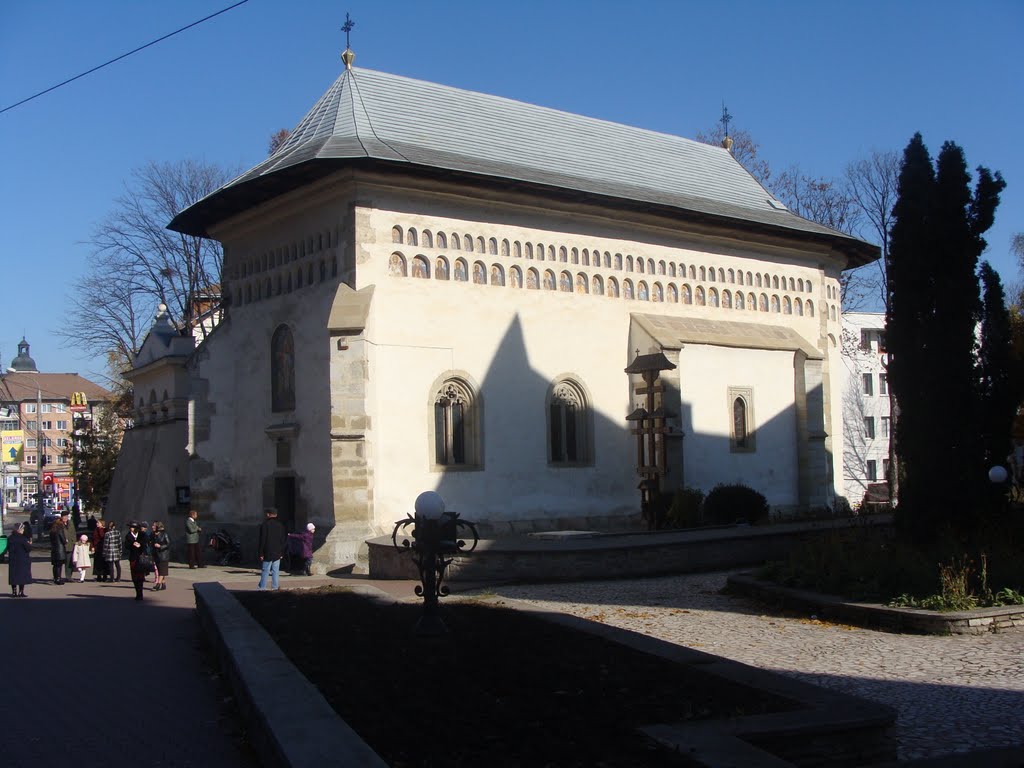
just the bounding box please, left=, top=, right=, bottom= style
left=236, top=587, right=795, bottom=767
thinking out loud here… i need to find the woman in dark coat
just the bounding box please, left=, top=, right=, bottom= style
left=7, top=522, right=32, bottom=597
left=49, top=517, right=68, bottom=584
left=150, top=521, right=170, bottom=591
left=124, top=522, right=150, bottom=601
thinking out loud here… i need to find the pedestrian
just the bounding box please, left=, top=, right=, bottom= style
left=49, top=515, right=68, bottom=584
left=124, top=522, right=152, bottom=601
left=184, top=509, right=203, bottom=569
left=287, top=523, right=316, bottom=576
left=103, top=521, right=122, bottom=582
left=61, top=510, right=78, bottom=578
left=7, top=522, right=32, bottom=597
left=72, top=534, right=92, bottom=583
left=150, top=521, right=170, bottom=591
left=256, top=508, right=287, bottom=591
left=139, top=522, right=154, bottom=582
left=91, top=518, right=107, bottom=581
left=86, top=512, right=97, bottom=534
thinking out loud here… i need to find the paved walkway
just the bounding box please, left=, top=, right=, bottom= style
left=0, top=554, right=338, bottom=768
left=479, top=570, right=1024, bottom=762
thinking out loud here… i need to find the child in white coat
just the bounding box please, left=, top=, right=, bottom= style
left=72, top=534, right=93, bottom=583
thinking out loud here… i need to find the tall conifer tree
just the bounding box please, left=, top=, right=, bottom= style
left=977, top=262, right=1016, bottom=472
left=887, top=135, right=1005, bottom=544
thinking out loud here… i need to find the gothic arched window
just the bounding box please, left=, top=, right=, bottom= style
left=729, top=387, right=755, bottom=452
left=548, top=378, right=592, bottom=465
left=432, top=377, right=481, bottom=468
left=271, top=325, right=295, bottom=412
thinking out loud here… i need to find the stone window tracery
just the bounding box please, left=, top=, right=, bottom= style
left=432, top=378, right=480, bottom=468
left=548, top=378, right=592, bottom=465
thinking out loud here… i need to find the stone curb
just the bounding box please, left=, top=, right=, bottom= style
left=726, top=573, right=1024, bottom=635
left=194, top=582, right=388, bottom=768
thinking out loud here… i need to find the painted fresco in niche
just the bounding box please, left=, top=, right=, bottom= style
left=510, top=266, right=522, bottom=288
left=491, top=265, right=505, bottom=286
left=527, top=269, right=539, bottom=290
left=543, top=271, right=556, bottom=291
left=389, top=253, right=407, bottom=277
left=559, top=272, right=572, bottom=292
left=436, top=258, right=449, bottom=280
left=271, top=325, right=296, bottom=412
left=575, top=274, right=587, bottom=294
left=473, top=262, right=486, bottom=285
left=411, top=256, right=429, bottom=279
left=454, top=259, right=468, bottom=282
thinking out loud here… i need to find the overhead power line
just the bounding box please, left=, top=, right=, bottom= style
left=0, top=0, right=250, bottom=116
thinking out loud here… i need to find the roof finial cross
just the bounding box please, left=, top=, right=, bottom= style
left=342, top=12, right=355, bottom=49
left=720, top=102, right=732, bottom=138
left=340, top=12, right=356, bottom=69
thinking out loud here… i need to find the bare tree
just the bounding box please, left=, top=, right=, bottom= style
left=694, top=125, right=772, bottom=186
left=269, top=128, right=291, bottom=155
left=844, top=150, right=900, bottom=309
left=62, top=159, right=236, bottom=377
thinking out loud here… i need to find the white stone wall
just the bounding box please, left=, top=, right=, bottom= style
left=192, top=174, right=852, bottom=566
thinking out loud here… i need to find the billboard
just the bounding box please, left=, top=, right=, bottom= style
left=69, top=392, right=89, bottom=413
left=2, top=430, right=24, bottom=463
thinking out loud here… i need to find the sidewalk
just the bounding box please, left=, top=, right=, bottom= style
left=0, top=556, right=406, bottom=768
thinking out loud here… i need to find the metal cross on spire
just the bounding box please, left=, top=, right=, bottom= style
left=341, top=12, right=355, bottom=49
left=720, top=103, right=733, bottom=138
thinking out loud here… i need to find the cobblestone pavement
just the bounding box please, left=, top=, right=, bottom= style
left=484, top=570, right=1024, bottom=762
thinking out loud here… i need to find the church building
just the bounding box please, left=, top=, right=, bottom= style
left=161, top=45, right=876, bottom=569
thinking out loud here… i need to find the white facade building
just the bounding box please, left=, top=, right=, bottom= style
left=151, top=52, right=876, bottom=569
left=840, top=312, right=891, bottom=504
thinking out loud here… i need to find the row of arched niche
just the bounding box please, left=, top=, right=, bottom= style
left=388, top=252, right=838, bottom=319
left=392, top=225, right=818, bottom=294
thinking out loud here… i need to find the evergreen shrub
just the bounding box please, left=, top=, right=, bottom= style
left=704, top=483, right=769, bottom=526
left=665, top=487, right=705, bottom=529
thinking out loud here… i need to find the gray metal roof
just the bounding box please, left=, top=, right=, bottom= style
left=170, top=67, right=876, bottom=265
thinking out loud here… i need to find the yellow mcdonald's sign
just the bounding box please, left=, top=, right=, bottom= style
left=69, top=392, right=88, bottom=412
left=2, top=430, right=24, bottom=463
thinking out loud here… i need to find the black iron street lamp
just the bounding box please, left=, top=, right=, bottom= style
left=391, top=491, right=479, bottom=636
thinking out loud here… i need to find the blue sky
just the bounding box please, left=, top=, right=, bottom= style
left=1, top=0, right=1021, bottom=378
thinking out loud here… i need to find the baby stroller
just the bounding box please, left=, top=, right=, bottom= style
left=207, top=529, right=242, bottom=566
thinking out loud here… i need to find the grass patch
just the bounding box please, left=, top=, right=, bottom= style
left=237, top=587, right=797, bottom=767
